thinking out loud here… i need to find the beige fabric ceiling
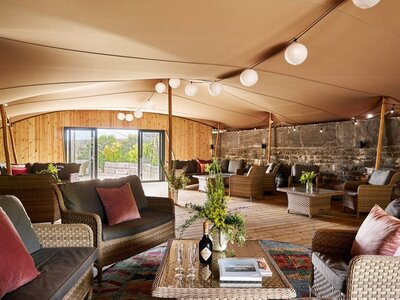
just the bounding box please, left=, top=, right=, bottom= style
left=0, top=0, right=399, bottom=129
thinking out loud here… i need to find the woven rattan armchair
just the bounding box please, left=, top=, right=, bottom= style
left=311, top=229, right=400, bottom=300
left=344, top=171, right=400, bottom=218
left=264, top=163, right=281, bottom=192
left=229, top=165, right=266, bottom=201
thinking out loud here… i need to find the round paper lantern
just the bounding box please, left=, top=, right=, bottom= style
left=208, top=82, right=224, bottom=96
left=352, top=0, right=380, bottom=9
left=117, top=112, right=126, bottom=120
left=155, top=82, right=166, bottom=93
left=285, top=42, right=308, bottom=65
left=134, top=110, right=143, bottom=119
left=168, top=78, right=181, bottom=89
left=240, top=69, right=258, bottom=87
left=185, top=83, right=198, bottom=96
left=125, top=113, right=134, bottom=122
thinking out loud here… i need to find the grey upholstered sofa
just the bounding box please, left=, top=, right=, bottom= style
left=54, top=175, right=175, bottom=281
left=0, top=195, right=97, bottom=300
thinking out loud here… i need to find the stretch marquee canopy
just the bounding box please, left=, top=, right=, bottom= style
left=0, top=0, right=399, bottom=129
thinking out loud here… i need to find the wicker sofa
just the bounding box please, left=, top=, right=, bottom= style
left=311, top=199, right=400, bottom=300
left=0, top=195, right=97, bottom=300
left=0, top=174, right=60, bottom=223
left=54, top=175, right=175, bottom=281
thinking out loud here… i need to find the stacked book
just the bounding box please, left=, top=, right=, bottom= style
left=218, top=257, right=272, bottom=288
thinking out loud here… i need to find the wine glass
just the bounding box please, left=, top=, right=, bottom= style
left=186, top=242, right=197, bottom=279
left=174, top=242, right=184, bottom=279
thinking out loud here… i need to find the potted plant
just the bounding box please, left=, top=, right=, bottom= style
left=179, top=158, right=246, bottom=251
left=300, top=171, right=316, bottom=192
left=162, top=162, right=189, bottom=205
left=37, top=163, right=60, bottom=182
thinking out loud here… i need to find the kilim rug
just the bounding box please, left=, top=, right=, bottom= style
left=93, top=240, right=312, bottom=299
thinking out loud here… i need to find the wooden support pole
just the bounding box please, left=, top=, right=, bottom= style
left=375, top=96, right=387, bottom=170
left=0, top=105, right=12, bottom=174
left=267, top=113, right=272, bottom=163
left=7, top=118, right=18, bottom=164
left=215, top=123, right=221, bottom=158
left=168, top=84, right=173, bottom=168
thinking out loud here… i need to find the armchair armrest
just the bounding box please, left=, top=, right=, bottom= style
left=147, top=196, right=175, bottom=213
left=33, top=223, right=93, bottom=247
left=347, top=255, right=400, bottom=300
left=230, top=174, right=251, bottom=186
left=344, top=180, right=367, bottom=192
left=236, top=168, right=246, bottom=175
left=312, top=229, right=357, bottom=255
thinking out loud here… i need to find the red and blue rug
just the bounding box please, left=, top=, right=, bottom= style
left=94, top=240, right=312, bottom=299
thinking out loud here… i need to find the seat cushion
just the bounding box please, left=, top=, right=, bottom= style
left=266, top=162, right=276, bottom=173
left=368, top=169, right=393, bottom=185
left=186, top=160, right=198, bottom=174
left=97, top=182, right=141, bottom=225
left=218, top=158, right=230, bottom=173
left=0, top=195, right=41, bottom=254
left=228, top=159, right=244, bottom=174
left=312, top=251, right=350, bottom=293
left=4, top=247, right=97, bottom=300
left=0, top=208, right=40, bottom=298
left=55, top=163, right=81, bottom=181
left=385, top=199, right=400, bottom=219
left=351, top=204, right=400, bottom=257
left=102, top=209, right=175, bottom=241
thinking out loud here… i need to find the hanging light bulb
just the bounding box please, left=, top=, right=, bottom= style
left=240, top=69, right=258, bottom=87
left=208, top=82, right=224, bottom=96
left=168, top=78, right=181, bottom=89
left=352, top=0, right=380, bottom=9
left=125, top=113, right=134, bottom=122
left=367, top=113, right=373, bottom=119
left=145, top=100, right=155, bottom=109
left=319, top=128, right=323, bottom=133
left=155, top=82, right=166, bottom=93
left=285, top=41, right=308, bottom=65
left=134, top=110, right=143, bottom=119
left=117, top=112, right=126, bottom=120
left=185, top=82, right=198, bottom=96
left=390, top=105, right=395, bottom=114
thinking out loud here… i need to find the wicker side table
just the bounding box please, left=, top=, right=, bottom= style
left=152, top=239, right=296, bottom=300
left=277, top=187, right=344, bottom=218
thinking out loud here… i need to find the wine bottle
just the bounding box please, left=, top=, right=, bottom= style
left=199, top=221, right=213, bottom=265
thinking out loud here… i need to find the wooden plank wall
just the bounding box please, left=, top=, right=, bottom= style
left=0, top=110, right=212, bottom=163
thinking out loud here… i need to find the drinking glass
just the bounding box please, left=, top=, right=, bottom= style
left=186, top=242, right=197, bottom=279
left=174, top=242, right=184, bottom=279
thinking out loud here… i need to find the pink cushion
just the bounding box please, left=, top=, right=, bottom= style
left=96, top=183, right=141, bottom=225
left=0, top=208, right=40, bottom=298
left=351, top=204, right=400, bottom=257
left=11, top=167, right=28, bottom=175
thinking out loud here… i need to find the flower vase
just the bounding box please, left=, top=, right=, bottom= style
left=306, top=181, right=313, bottom=193
left=211, top=229, right=228, bottom=252
left=172, top=189, right=179, bottom=205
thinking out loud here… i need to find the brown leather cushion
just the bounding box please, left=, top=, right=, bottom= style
left=312, top=251, right=350, bottom=293
left=351, top=204, right=400, bottom=257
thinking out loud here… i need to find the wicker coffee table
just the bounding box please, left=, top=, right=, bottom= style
left=277, top=186, right=344, bottom=218
left=152, top=239, right=296, bottom=299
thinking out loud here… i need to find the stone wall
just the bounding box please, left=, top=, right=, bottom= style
left=218, top=116, right=400, bottom=195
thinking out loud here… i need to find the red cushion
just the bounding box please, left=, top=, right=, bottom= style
left=351, top=205, right=400, bottom=257
left=196, top=159, right=212, bottom=173
left=0, top=208, right=40, bottom=298
left=11, top=167, right=28, bottom=175
left=96, top=183, right=141, bottom=225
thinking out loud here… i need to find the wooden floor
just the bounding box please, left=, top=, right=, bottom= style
left=143, top=182, right=364, bottom=248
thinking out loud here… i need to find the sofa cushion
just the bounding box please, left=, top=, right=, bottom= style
left=31, top=163, right=50, bottom=174
left=58, top=179, right=107, bottom=222
left=102, top=209, right=175, bottom=241
left=266, top=162, right=277, bottom=173
left=55, top=163, right=81, bottom=181
left=173, top=160, right=187, bottom=170
left=351, top=204, right=400, bottom=257
left=368, top=169, right=393, bottom=185
left=385, top=199, right=400, bottom=219
left=0, top=208, right=40, bottom=298
left=97, top=183, right=141, bottom=225
left=228, top=159, right=244, bottom=174
left=196, top=159, right=212, bottom=173
left=218, top=158, right=230, bottom=173
left=0, top=195, right=41, bottom=254
left=185, top=160, right=198, bottom=174
left=4, top=247, right=97, bottom=300
left=101, top=175, right=148, bottom=210
left=312, top=251, right=350, bottom=293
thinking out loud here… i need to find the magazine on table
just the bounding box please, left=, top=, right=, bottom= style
left=218, top=257, right=272, bottom=283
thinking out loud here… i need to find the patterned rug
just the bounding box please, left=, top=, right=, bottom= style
left=93, top=240, right=312, bottom=299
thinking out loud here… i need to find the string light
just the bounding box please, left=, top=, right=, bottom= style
left=390, top=105, right=395, bottom=114
left=319, top=127, right=323, bottom=133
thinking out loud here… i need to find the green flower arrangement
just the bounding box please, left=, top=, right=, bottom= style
left=161, top=162, right=190, bottom=190
left=37, top=163, right=60, bottom=182
left=300, top=171, right=316, bottom=184
left=179, top=158, right=247, bottom=246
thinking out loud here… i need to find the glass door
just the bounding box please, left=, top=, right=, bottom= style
left=139, top=130, right=164, bottom=181
left=64, top=128, right=97, bottom=180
